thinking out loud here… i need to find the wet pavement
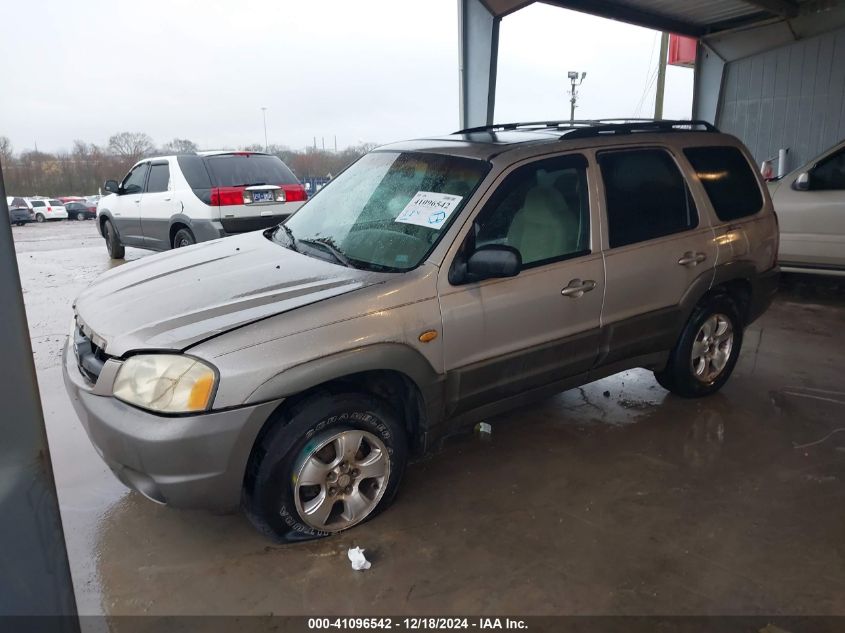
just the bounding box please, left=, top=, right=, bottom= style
left=14, top=220, right=845, bottom=617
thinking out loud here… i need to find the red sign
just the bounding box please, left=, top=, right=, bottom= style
left=668, top=34, right=697, bottom=67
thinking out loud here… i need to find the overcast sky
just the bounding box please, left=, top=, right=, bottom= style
left=0, top=0, right=693, bottom=154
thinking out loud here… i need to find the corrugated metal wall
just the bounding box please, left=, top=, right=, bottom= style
left=717, top=27, right=845, bottom=172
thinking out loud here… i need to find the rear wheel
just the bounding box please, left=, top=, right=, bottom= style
left=76, top=212, right=86, bottom=221
left=35, top=213, right=45, bottom=223
left=172, top=227, right=195, bottom=249
left=103, top=219, right=125, bottom=259
left=243, top=392, right=408, bottom=542
left=655, top=294, right=743, bottom=398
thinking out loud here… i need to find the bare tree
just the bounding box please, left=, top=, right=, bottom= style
left=0, top=135, right=12, bottom=166
left=162, top=138, right=198, bottom=154
left=108, top=132, right=154, bottom=164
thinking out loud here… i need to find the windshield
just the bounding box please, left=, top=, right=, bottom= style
left=279, top=151, right=489, bottom=271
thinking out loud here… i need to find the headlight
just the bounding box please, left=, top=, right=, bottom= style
left=113, top=355, right=217, bottom=414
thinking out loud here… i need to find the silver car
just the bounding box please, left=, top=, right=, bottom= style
left=63, top=120, right=779, bottom=541
left=768, top=139, right=845, bottom=276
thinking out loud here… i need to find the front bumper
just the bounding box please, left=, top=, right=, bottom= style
left=62, top=340, right=283, bottom=510
left=10, top=211, right=31, bottom=223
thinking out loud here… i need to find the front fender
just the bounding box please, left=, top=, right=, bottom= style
left=244, top=342, right=444, bottom=405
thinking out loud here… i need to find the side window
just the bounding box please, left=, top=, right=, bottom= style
left=598, top=149, right=697, bottom=248
left=810, top=149, right=845, bottom=190
left=146, top=163, right=170, bottom=193
left=122, top=164, right=149, bottom=194
left=472, top=154, right=590, bottom=267
left=684, top=146, right=763, bottom=221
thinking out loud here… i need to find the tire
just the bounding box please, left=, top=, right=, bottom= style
left=76, top=212, right=85, bottom=221
left=103, top=219, right=125, bottom=259
left=35, top=213, right=45, bottom=223
left=655, top=294, right=743, bottom=398
left=243, top=392, right=408, bottom=542
left=172, top=227, right=195, bottom=249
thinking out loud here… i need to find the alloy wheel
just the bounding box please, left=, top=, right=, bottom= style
left=691, top=313, right=734, bottom=383
left=293, top=428, right=390, bottom=532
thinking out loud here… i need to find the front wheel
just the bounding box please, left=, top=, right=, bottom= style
left=103, top=219, right=125, bottom=259
left=76, top=212, right=86, bottom=221
left=243, top=392, right=408, bottom=542
left=655, top=294, right=743, bottom=398
left=35, top=213, right=45, bottom=223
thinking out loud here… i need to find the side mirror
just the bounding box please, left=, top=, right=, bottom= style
left=792, top=172, right=810, bottom=191
left=450, top=244, right=521, bottom=284
left=103, top=179, right=120, bottom=194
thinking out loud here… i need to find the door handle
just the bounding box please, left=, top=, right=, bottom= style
left=561, top=278, right=597, bottom=298
left=678, top=251, right=707, bottom=267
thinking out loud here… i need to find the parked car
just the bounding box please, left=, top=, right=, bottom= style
left=97, top=151, right=307, bottom=258
left=768, top=139, right=845, bottom=276
left=65, top=201, right=96, bottom=221
left=64, top=120, right=778, bottom=541
left=6, top=196, right=34, bottom=225
left=27, top=198, right=68, bottom=222
left=58, top=196, right=85, bottom=204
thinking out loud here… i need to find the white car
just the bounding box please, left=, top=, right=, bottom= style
left=27, top=198, right=68, bottom=222
left=97, top=151, right=307, bottom=259
left=768, top=139, right=845, bottom=276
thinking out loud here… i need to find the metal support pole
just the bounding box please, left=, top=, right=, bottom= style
left=654, top=32, right=670, bottom=119
left=261, top=107, right=269, bottom=153
left=0, top=161, right=79, bottom=631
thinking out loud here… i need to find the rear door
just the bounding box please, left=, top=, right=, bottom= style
left=139, top=160, right=179, bottom=250
left=771, top=144, right=845, bottom=271
left=595, top=147, right=717, bottom=368
left=684, top=145, right=774, bottom=274
left=112, top=163, right=148, bottom=246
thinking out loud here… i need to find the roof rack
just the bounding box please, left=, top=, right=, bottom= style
left=455, top=119, right=718, bottom=138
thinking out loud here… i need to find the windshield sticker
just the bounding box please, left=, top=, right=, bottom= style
left=395, top=191, right=463, bottom=230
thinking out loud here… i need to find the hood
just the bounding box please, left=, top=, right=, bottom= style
left=75, top=231, right=386, bottom=356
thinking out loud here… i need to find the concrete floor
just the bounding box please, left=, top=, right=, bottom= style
left=14, top=220, right=845, bottom=617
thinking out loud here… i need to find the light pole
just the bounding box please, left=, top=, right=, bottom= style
left=261, top=107, right=268, bottom=152
left=567, top=71, right=587, bottom=121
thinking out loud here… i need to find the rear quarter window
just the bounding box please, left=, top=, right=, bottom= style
left=684, top=146, right=763, bottom=221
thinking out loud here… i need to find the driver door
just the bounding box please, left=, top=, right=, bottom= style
left=438, top=153, right=604, bottom=415
left=112, top=162, right=148, bottom=246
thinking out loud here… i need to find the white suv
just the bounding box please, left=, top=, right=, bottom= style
left=98, top=151, right=307, bottom=258
left=28, top=198, right=69, bottom=222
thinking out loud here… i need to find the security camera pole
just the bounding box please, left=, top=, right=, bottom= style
left=568, top=71, right=586, bottom=121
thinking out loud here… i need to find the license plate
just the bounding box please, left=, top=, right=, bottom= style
left=252, top=191, right=274, bottom=203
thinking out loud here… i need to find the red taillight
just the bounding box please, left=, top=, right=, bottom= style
left=47, top=207, right=52, bottom=212
left=281, top=184, right=307, bottom=202
left=210, top=186, right=246, bottom=206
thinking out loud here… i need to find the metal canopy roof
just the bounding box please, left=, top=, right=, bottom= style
left=481, top=0, right=810, bottom=36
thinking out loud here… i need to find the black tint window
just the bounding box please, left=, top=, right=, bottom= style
left=147, top=163, right=170, bottom=193
left=31, top=201, right=45, bottom=207
left=122, top=164, right=148, bottom=194
left=204, top=154, right=298, bottom=187
left=811, top=149, right=845, bottom=190
left=599, top=149, right=697, bottom=248
left=684, top=146, right=763, bottom=220
left=474, top=154, right=590, bottom=266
